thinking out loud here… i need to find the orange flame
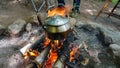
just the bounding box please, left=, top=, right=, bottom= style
left=23, top=49, right=39, bottom=59
left=47, top=7, right=66, bottom=17
left=44, top=6, right=67, bottom=67
left=43, top=50, right=58, bottom=68
left=43, top=40, right=61, bottom=68
left=51, top=40, right=59, bottom=48
left=69, top=43, right=79, bottom=62
left=44, top=37, right=51, bottom=47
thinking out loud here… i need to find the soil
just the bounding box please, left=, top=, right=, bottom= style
left=0, top=0, right=120, bottom=68
left=0, top=0, right=120, bottom=28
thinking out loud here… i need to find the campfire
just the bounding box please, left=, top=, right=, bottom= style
left=20, top=7, right=87, bottom=68
left=20, top=36, right=83, bottom=68
left=0, top=1, right=118, bottom=68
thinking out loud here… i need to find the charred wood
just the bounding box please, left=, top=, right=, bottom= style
left=53, top=53, right=66, bottom=68
left=35, top=45, right=51, bottom=67
left=20, top=33, right=44, bottom=54
left=53, top=39, right=71, bottom=68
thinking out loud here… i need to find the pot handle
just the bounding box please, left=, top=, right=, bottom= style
left=37, top=15, right=46, bottom=30
left=37, top=15, right=43, bottom=26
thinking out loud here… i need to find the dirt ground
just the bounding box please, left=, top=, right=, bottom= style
left=0, top=0, right=120, bottom=29
left=0, top=0, right=120, bottom=68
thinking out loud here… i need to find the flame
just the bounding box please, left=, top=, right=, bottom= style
left=29, top=50, right=39, bottom=57
left=51, top=40, right=59, bottom=48
left=23, top=52, right=29, bottom=59
left=43, top=40, right=61, bottom=68
left=69, top=43, right=79, bottom=62
left=43, top=50, right=58, bottom=68
left=54, top=40, right=59, bottom=46
left=23, top=49, right=39, bottom=59
left=43, top=7, right=67, bottom=67
left=44, top=37, right=51, bottom=47
left=47, top=7, right=66, bottom=17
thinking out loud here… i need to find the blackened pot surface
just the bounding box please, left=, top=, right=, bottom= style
left=46, top=29, right=71, bottom=40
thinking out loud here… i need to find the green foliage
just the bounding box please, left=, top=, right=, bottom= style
left=97, top=0, right=106, bottom=2
left=96, top=0, right=118, bottom=4
left=112, top=0, right=118, bottom=4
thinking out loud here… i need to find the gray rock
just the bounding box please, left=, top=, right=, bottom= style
left=37, top=12, right=47, bottom=25
left=69, top=17, right=76, bottom=28
left=96, top=29, right=113, bottom=46
left=91, top=22, right=120, bottom=45
left=8, top=19, right=26, bottom=35
left=99, top=27, right=120, bottom=45
left=7, top=52, right=27, bottom=68
left=0, top=24, right=5, bottom=35
left=0, top=24, right=5, bottom=29
left=109, top=44, right=120, bottom=57
left=109, top=44, right=120, bottom=67
left=80, top=24, right=95, bottom=32
left=75, top=21, right=120, bottom=45
left=74, top=22, right=119, bottom=67
left=29, top=15, right=39, bottom=23
left=26, top=23, right=32, bottom=32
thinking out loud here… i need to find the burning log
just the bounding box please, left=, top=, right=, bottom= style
left=34, top=45, right=51, bottom=67
left=53, top=54, right=66, bottom=68
left=69, top=43, right=79, bottom=62
left=20, top=33, right=44, bottom=55
left=53, top=43, right=71, bottom=68
left=20, top=43, right=33, bottom=56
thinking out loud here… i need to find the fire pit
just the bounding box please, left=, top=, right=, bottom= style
left=20, top=32, right=81, bottom=68
left=20, top=7, right=76, bottom=68
left=16, top=7, right=116, bottom=68
left=0, top=18, right=117, bottom=68
left=19, top=5, right=93, bottom=68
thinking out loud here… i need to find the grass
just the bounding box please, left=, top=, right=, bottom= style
left=112, top=0, right=118, bottom=4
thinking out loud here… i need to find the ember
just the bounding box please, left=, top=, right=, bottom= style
left=69, top=43, right=79, bottom=62
left=2, top=0, right=119, bottom=67
left=43, top=39, right=61, bottom=68
left=44, top=36, right=51, bottom=47
left=43, top=50, right=58, bottom=68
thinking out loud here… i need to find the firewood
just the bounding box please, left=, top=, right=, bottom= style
left=79, top=43, right=83, bottom=48
left=20, top=33, right=44, bottom=55
left=53, top=44, right=70, bottom=68
left=53, top=54, right=66, bottom=68
left=35, top=45, right=51, bottom=67
left=65, top=62, right=76, bottom=68
left=83, top=41, right=89, bottom=52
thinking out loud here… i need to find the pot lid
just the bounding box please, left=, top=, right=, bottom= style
left=45, top=15, right=69, bottom=26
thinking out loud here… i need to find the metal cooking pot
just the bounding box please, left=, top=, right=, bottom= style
left=44, top=15, right=71, bottom=40
left=44, top=15, right=71, bottom=33
left=37, top=15, right=71, bottom=40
